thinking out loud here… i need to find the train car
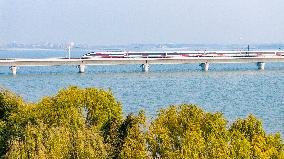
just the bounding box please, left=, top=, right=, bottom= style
left=251, top=51, right=283, bottom=57
left=82, top=51, right=125, bottom=58
left=125, top=52, right=169, bottom=58
left=178, top=51, right=224, bottom=57
left=276, top=52, right=284, bottom=56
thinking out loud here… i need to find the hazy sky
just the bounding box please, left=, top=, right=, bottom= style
left=1, top=0, right=284, bottom=45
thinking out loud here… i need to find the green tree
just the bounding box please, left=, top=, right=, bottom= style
left=0, top=88, right=24, bottom=122
left=84, top=87, right=122, bottom=129
left=147, top=104, right=229, bottom=158
left=229, top=115, right=284, bottom=158
left=5, top=121, right=107, bottom=159
left=1, top=86, right=122, bottom=158
left=0, top=88, right=25, bottom=157
left=118, top=111, right=147, bottom=158
left=147, top=104, right=283, bottom=159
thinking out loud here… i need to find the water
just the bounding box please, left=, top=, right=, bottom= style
left=0, top=48, right=283, bottom=135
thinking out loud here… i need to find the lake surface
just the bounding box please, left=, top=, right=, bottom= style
left=0, top=48, right=283, bottom=135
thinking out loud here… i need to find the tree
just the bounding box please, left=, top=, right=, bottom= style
left=84, top=87, right=122, bottom=129
left=117, top=111, right=147, bottom=158
left=0, top=88, right=25, bottom=157
left=148, top=104, right=283, bottom=158
left=5, top=121, right=107, bottom=159
left=229, top=115, right=284, bottom=158
left=147, top=104, right=230, bottom=158
left=0, top=86, right=122, bottom=158
left=0, top=88, right=24, bottom=122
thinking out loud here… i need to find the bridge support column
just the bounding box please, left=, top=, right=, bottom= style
left=10, top=66, right=17, bottom=75
left=200, top=62, right=209, bottom=71
left=257, top=62, right=265, bottom=70
left=78, top=64, right=85, bottom=73
left=142, top=63, right=149, bottom=72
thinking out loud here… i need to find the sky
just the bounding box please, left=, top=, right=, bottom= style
left=0, top=0, right=284, bottom=45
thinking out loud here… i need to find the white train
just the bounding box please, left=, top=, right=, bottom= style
left=82, top=50, right=284, bottom=59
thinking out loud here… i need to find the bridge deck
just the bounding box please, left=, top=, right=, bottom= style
left=0, top=56, right=283, bottom=66
left=0, top=56, right=283, bottom=74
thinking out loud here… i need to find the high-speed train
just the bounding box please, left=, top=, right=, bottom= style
left=82, top=50, right=284, bottom=59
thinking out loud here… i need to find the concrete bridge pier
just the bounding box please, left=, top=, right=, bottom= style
left=200, top=62, right=209, bottom=71
left=78, top=64, right=85, bottom=73
left=10, top=66, right=17, bottom=75
left=142, top=63, right=149, bottom=72
left=257, top=62, right=265, bottom=70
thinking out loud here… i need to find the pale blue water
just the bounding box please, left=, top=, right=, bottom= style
left=0, top=47, right=283, bottom=135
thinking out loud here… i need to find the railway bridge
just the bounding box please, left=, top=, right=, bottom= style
left=0, top=56, right=284, bottom=75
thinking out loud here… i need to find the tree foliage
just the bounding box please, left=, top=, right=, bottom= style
left=147, top=104, right=283, bottom=159
left=147, top=104, right=230, bottom=158
left=0, top=87, right=283, bottom=158
left=0, top=87, right=146, bottom=159
left=229, top=115, right=283, bottom=158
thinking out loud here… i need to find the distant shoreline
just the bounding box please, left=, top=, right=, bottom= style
left=0, top=48, right=65, bottom=51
